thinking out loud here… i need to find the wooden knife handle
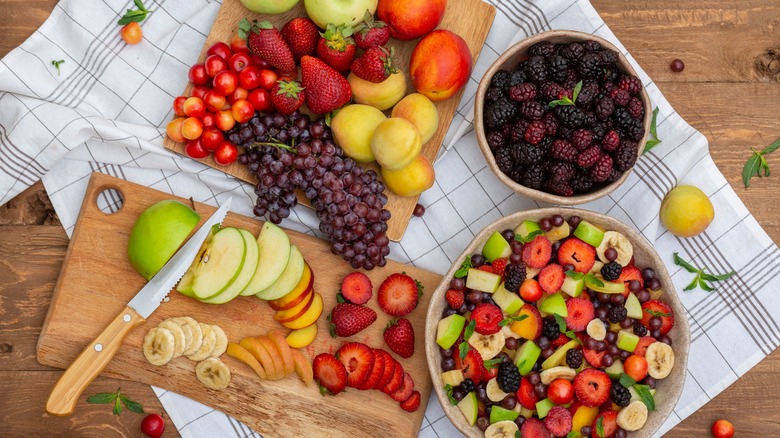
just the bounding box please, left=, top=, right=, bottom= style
left=46, top=306, right=146, bottom=416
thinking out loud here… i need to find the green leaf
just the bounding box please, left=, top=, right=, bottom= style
left=644, top=308, right=671, bottom=318
left=711, top=271, right=736, bottom=281
left=698, top=277, right=715, bottom=292
left=500, top=314, right=528, bottom=327
left=455, top=256, right=473, bottom=278
left=459, top=341, right=468, bottom=359
left=515, top=431, right=521, bottom=438
left=642, top=139, right=661, bottom=155
left=484, top=358, right=503, bottom=369
left=133, top=0, right=146, bottom=11
left=51, top=59, right=65, bottom=76
left=572, top=80, right=584, bottom=103
left=464, top=319, right=476, bottom=341
left=673, top=253, right=699, bottom=273
left=516, top=360, right=526, bottom=371
left=120, top=396, right=144, bottom=414
left=565, top=270, right=584, bottom=280
left=566, top=432, right=579, bottom=438
left=516, top=229, right=544, bottom=243
left=86, top=392, right=118, bottom=404
left=619, top=373, right=636, bottom=388
left=584, top=273, right=604, bottom=288
left=650, top=107, right=659, bottom=138
left=761, top=137, right=780, bottom=155
left=113, top=398, right=122, bottom=416
left=553, top=314, right=568, bottom=332
left=683, top=275, right=699, bottom=291
left=743, top=152, right=762, bottom=189
left=596, top=416, right=605, bottom=438
left=444, top=384, right=458, bottom=405
left=633, top=384, right=656, bottom=411
left=547, top=96, right=575, bottom=108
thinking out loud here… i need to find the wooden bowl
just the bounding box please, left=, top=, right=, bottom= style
left=425, top=209, right=690, bottom=437
left=474, top=30, right=652, bottom=205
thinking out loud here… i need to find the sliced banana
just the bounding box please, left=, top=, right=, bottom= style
left=596, top=231, right=633, bottom=266
left=616, top=400, right=648, bottom=431
left=195, top=357, right=231, bottom=390
left=484, top=420, right=519, bottom=438
left=540, top=366, right=577, bottom=385
left=468, top=331, right=505, bottom=360
left=590, top=260, right=604, bottom=275
left=645, top=341, right=675, bottom=379
left=157, top=320, right=186, bottom=358
left=486, top=377, right=508, bottom=402
left=441, top=370, right=465, bottom=387
left=187, top=323, right=216, bottom=361
left=173, top=316, right=203, bottom=356
left=143, top=327, right=176, bottom=366
left=209, top=324, right=228, bottom=358
left=586, top=319, right=607, bottom=341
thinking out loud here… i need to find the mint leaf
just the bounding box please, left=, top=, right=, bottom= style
left=584, top=273, right=604, bottom=288
left=484, top=358, right=503, bottom=369
left=566, top=432, right=579, bottom=438
left=701, top=271, right=736, bottom=282
left=464, top=319, right=476, bottom=341
left=673, top=253, right=698, bottom=273
left=548, top=96, right=574, bottom=108
left=743, top=137, right=780, bottom=188
left=619, top=373, right=636, bottom=388
left=88, top=388, right=143, bottom=416
left=455, top=256, right=473, bottom=278
left=565, top=270, right=584, bottom=280
left=572, top=80, right=583, bottom=103
left=650, top=107, right=659, bottom=138
left=120, top=396, right=144, bottom=414
left=444, top=384, right=458, bottom=405
left=642, top=139, right=661, bottom=155
left=633, top=384, right=656, bottom=411
left=762, top=138, right=780, bottom=155
left=51, top=60, right=65, bottom=76
left=596, top=416, right=605, bottom=438
left=553, top=314, right=568, bottom=332
left=674, top=253, right=736, bottom=292
left=644, top=309, right=671, bottom=318
left=515, top=229, right=544, bottom=243
left=500, top=314, right=528, bottom=327
left=642, top=107, right=662, bottom=155
left=459, top=341, right=468, bottom=359
left=87, top=392, right=118, bottom=405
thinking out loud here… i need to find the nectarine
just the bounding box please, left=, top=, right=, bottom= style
left=409, top=30, right=472, bottom=102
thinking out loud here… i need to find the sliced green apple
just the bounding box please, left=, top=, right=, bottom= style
left=493, top=283, right=524, bottom=314
left=202, top=229, right=259, bottom=304
left=514, top=340, right=541, bottom=376
left=585, top=275, right=625, bottom=294
left=538, top=292, right=568, bottom=317
left=572, top=220, right=605, bottom=248
left=514, top=220, right=542, bottom=241
left=457, top=391, right=479, bottom=426
left=545, top=223, right=571, bottom=242
left=617, top=330, right=640, bottom=352
left=604, top=359, right=624, bottom=380
left=541, top=338, right=579, bottom=370
left=466, top=268, right=502, bottom=293
left=535, top=398, right=555, bottom=419
left=176, top=227, right=246, bottom=300
left=482, top=231, right=511, bottom=262
left=255, top=245, right=304, bottom=300
left=490, top=406, right=519, bottom=424
left=437, top=314, right=466, bottom=350
left=625, top=292, right=643, bottom=319
left=561, top=275, right=584, bottom=297
left=241, top=222, right=291, bottom=296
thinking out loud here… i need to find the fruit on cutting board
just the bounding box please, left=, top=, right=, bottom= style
left=376, top=0, right=447, bottom=40
left=660, top=184, right=714, bottom=237
left=229, top=330, right=314, bottom=385
left=303, top=0, right=378, bottom=29
left=286, top=324, right=318, bottom=348
left=370, top=118, right=422, bottom=170
left=381, top=154, right=435, bottom=197
left=256, top=245, right=305, bottom=300
left=242, top=222, right=291, bottom=296
left=240, top=0, right=300, bottom=14
left=330, top=104, right=387, bottom=163
left=177, top=227, right=247, bottom=300
left=391, top=93, right=439, bottom=144
left=128, top=200, right=200, bottom=280
left=281, top=292, right=323, bottom=329
left=348, top=70, right=406, bottom=111
left=409, top=30, right=472, bottom=101
left=202, top=229, right=259, bottom=304
left=269, top=263, right=313, bottom=310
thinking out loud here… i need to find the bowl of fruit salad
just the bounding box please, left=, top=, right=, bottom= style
left=474, top=30, right=652, bottom=205
left=425, top=209, right=689, bottom=438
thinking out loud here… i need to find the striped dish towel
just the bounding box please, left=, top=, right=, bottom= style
left=0, top=0, right=777, bottom=436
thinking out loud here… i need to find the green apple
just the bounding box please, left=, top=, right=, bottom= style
left=572, top=220, right=605, bottom=247
left=585, top=276, right=625, bottom=294
left=128, top=200, right=200, bottom=280
left=304, top=0, right=377, bottom=29
left=541, top=339, right=579, bottom=370
left=436, top=313, right=466, bottom=349
left=493, top=284, right=524, bottom=314
left=202, top=229, right=259, bottom=304
left=482, top=231, right=512, bottom=262
left=625, top=292, right=643, bottom=319
left=538, top=293, right=568, bottom=317
left=176, top=227, right=246, bottom=300
left=617, top=330, right=640, bottom=352
left=545, top=223, right=570, bottom=242
left=561, top=275, right=584, bottom=297
left=490, top=406, right=519, bottom=424
left=241, top=222, right=291, bottom=296
left=240, top=0, right=300, bottom=14
left=465, top=268, right=502, bottom=293
left=514, top=340, right=541, bottom=376
left=535, top=398, right=556, bottom=419
left=604, top=359, right=624, bottom=380
left=457, top=391, right=479, bottom=426
left=514, top=220, right=542, bottom=241
left=256, top=245, right=304, bottom=300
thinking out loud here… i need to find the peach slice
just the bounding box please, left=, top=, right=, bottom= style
left=268, top=329, right=295, bottom=376
left=273, top=288, right=315, bottom=323
left=255, top=335, right=287, bottom=380
left=281, top=292, right=323, bottom=330
left=511, top=303, right=543, bottom=340
left=240, top=337, right=280, bottom=380
left=286, top=324, right=318, bottom=349
left=226, top=342, right=267, bottom=380
left=269, top=263, right=313, bottom=311
left=290, top=349, right=313, bottom=386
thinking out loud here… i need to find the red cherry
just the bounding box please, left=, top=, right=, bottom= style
left=238, top=66, right=263, bottom=90
left=201, top=128, right=224, bottom=151
left=228, top=52, right=252, bottom=72
left=247, top=88, right=273, bottom=112
left=204, top=54, right=227, bottom=77
left=172, top=96, right=187, bottom=117
left=206, top=42, right=232, bottom=60
left=214, top=141, right=239, bottom=165
left=257, top=69, right=278, bottom=91
left=213, top=70, right=238, bottom=96
left=184, top=138, right=209, bottom=159
left=188, top=64, right=208, bottom=85
left=230, top=34, right=249, bottom=54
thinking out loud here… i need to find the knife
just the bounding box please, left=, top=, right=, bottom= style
left=45, top=198, right=232, bottom=416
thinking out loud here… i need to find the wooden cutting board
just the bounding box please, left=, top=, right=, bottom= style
left=163, top=0, right=496, bottom=242
left=37, top=172, right=443, bottom=437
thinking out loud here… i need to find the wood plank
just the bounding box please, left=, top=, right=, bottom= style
left=0, top=0, right=58, bottom=55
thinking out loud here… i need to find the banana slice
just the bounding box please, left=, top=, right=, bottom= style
left=172, top=317, right=203, bottom=356
left=143, top=327, right=176, bottom=366
left=468, top=331, right=505, bottom=360
left=590, top=260, right=604, bottom=274
left=616, top=400, right=648, bottom=431
left=441, top=370, right=465, bottom=387
left=484, top=420, right=519, bottom=438
left=596, top=231, right=633, bottom=266
left=540, top=366, right=577, bottom=385
left=586, top=319, right=607, bottom=341
left=645, top=341, right=675, bottom=379
left=187, top=323, right=216, bottom=361
left=195, top=357, right=231, bottom=390
left=486, top=377, right=508, bottom=402
left=168, top=318, right=193, bottom=352
left=157, top=320, right=186, bottom=358
left=209, top=324, right=228, bottom=358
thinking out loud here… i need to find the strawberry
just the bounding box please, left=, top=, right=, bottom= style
left=633, top=336, right=657, bottom=357
left=316, top=24, right=356, bottom=72
left=381, top=359, right=405, bottom=394
left=545, top=406, right=573, bottom=437
left=522, top=235, right=553, bottom=269
left=358, top=348, right=386, bottom=390
left=399, top=390, right=421, bottom=412
left=617, top=264, right=644, bottom=297
left=538, top=263, right=565, bottom=293
left=336, top=342, right=375, bottom=388
left=517, top=376, right=540, bottom=409
left=564, top=297, right=595, bottom=332
left=280, top=17, right=319, bottom=62
left=470, top=303, right=503, bottom=335
left=477, top=265, right=494, bottom=273
left=551, top=333, right=570, bottom=347
left=374, top=350, right=397, bottom=389
left=340, top=271, right=373, bottom=305
left=328, top=302, right=377, bottom=338
left=573, top=368, right=611, bottom=407
left=313, top=353, right=348, bottom=395
left=591, top=410, right=619, bottom=438
left=521, top=418, right=550, bottom=437
left=270, top=77, right=305, bottom=115
left=640, top=300, right=674, bottom=335
left=354, top=11, right=390, bottom=49
left=350, top=46, right=398, bottom=83
left=383, top=318, right=415, bottom=358
left=377, top=273, right=422, bottom=317
left=445, top=288, right=464, bottom=310
left=390, top=372, right=415, bottom=402
left=238, top=19, right=296, bottom=75
left=301, top=56, right=352, bottom=114
left=557, top=237, right=596, bottom=273
left=492, top=257, right=508, bottom=277
left=583, top=346, right=606, bottom=368
left=455, top=348, right=485, bottom=383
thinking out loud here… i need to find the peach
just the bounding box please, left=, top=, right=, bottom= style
left=269, top=263, right=313, bottom=311
left=166, top=117, right=186, bottom=143
left=286, top=324, right=318, bottom=349
left=391, top=93, right=439, bottom=144
left=410, top=30, right=472, bottom=102
left=273, top=290, right=314, bottom=323
left=348, top=71, right=406, bottom=111
left=290, top=349, right=314, bottom=386
left=331, top=104, right=387, bottom=163
left=240, top=337, right=280, bottom=379
left=370, top=118, right=422, bottom=170
left=268, top=329, right=295, bottom=376
left=226, top=342, right=267, bottom=379
left=281, top=292, right=323, bottom=330
left=381, top=154, right=435, bottom=197
left=377, top=0, right=447, bottom=41
left=660, top=185, right=714, bottom=237
left=511, top=304, right=543, bottom=340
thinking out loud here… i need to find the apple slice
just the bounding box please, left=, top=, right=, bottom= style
left=541, top=338, right=579, bottom=370
left=176, top=227, right=246, bottom=300
left=256, top=246, right=305, bottom=300
left=561, top=275, right=584, bottom=297
left=514, top=340, right=541, bottom=376
left=465, top=268, right=502, bottom=293
left=538, top=293, right=568, bottom=317
left=625, top=292, right=643, bottom=319
left=269, top=263, right=313, bottom=311
left=240, top=337, right=279, bottom=380
left=202, top=228, right=259, bottom=304
left=241, top=222, right=291, bottom=296
left=281, top=292, right=323, bottom=330
left=482, top=231, right=512, bottom=262
left=457, top=391, right=479, bottom=426
left=286, top=324, right=318, bottom=349
left=226, top=342, right=267, bottom=379
left=268, top=329, right=295, bottom=376
left=535, top=398, right=555, bottom=419
left=436, top=313, right=466, bottom=350
left=273, top=290, right=315, bottom=323
left=492, top=284, right=524, bottom=314
left=290, top=349, right=313, bottom=386
left=573, top=220, right=605, bottom=248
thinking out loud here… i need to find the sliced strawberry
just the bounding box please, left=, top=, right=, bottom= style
left=492, top=257, right=508, bottom=277
left=538, top=263, right=565, bottom=293
left=336, top=342, right=375, bottom=388
left=565, top=297, right=595, bottom=332
left=557, top=237, right=596, bottom=273
left=573, top=368, right=611, bottom=407
left=381, top=359, right=405, bottom=394
left=483, top=361, right=499, bottom=381
left=551, top=333, right=570, bottom=347
left=591, top=410, right=618, bottom=438
left=357, top=348, right=386, bottom=390
left=400, top=390, right=421, bottom=412
left=445, top=288, right=464, bottom=310
left=377, top=273, right=421, bottom=317
left=521, top=417, right=552, bottom=438
left=522, top=235, right=553, bottom=269
left=374, top=350, right=396, bottom=389
left=470, top=303, right=504, bottom=335
left=640, top=299, right=674, bottom=335
left=617, top=264, right=643, bottom=297
left=583, top=346, right=606, bottom=368
left=517, top=376, right=540, bottom=409
left=313, top=353, right=348, bottom=395
left=455, top=348, right=486, bottom=383
left=633, top=336, right=657, bottom=357
left=340, top=272, right=372, bottom=304
left=390, top=372, right=415, bottom=402
left=478, top=265, right=494, bottom=273
left=545, top=405, right=573, bottom=437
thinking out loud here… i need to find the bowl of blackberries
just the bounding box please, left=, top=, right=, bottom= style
left=475, top=30, right=652, bottom=204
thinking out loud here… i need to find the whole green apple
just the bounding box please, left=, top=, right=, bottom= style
left=240, top=0, right=301, bottom=14
left=128, top=200, right=201, bottom=280
left=304, top=0, right=378, bottom=29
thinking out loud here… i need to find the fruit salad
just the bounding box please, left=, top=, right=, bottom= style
left=435, top=214, right=676, bottom=438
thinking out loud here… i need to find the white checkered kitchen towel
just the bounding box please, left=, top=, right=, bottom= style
left=1, top=0, right=778, bottom=436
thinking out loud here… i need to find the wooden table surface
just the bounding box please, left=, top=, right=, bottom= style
left=1, top=0, right=778, bottom=436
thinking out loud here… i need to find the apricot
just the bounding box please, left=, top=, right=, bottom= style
left=381, top=154, right=435, bottom=197
left=370, top=118, right=422, bottom=170
left=331, top=104, right=387, bottom=163
left=659, top=185, right=714, bottom=237
left=348, top=70, right=406, bottom=111
left=391, top=93, right=439, bottom=144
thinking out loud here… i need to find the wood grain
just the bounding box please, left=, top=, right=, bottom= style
left=37, top=172, right=442, bottom=437
left=162, top=0, right=496, bottom=242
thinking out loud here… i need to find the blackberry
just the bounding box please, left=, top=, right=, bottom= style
left=577, top=80, right=600, bottom=107
left=566, top=348, right=584, bottom=368
left=519, top=144, right=545, bottom=165
left=608, top=305, right=628, bottom=323
left=625, top=118, right=645, bottom=142
left=525, top=56, right=548, bottom=83
left=591, top=123, right=607, bottom=142
left=497, top=362, right=522, bottom=393
left=618, top=75, right=642, bottom=95
left=551, top=139, right=578, bottom=162
left=459, top=378, right=476, bottom=393
left=555, top=106, right=586, bottom=128
left=543, top=317, right=561, bottom=340
left=601, top=262, right=623, bottom=281
left=570, top=171, right=594, bottom=193
left=524, top=120, right=547, bottom=145
left=538, top=136, right=554, bottom=154
left=494, top=147, right=514, bottom=174
left=511, top=120, right=531, bottom=142
left=504, top=263, right=527, bottom=292
left=529, top=40, right=556, bottom=57
left=599, top=49, right=619, bottom=65
left=547, top=179, right=574, bottom=196
left=546, top=55, right=569, bottom=82
left=633, top=323, right=648, bottom=337
left=543, top=112, right=559, bottom=136
left=583, top=111, right=598, bottom=128
left=485, top=87, right=504, bottom=103
left=563, top=69, right=579, bottom=91
left=540, top=81, right=565, bottom=101
left=509, top=70, right=528, bottom=88
left=602, top=65, right=620, bottom=83
left=577, top=52, right=602, bottom=78
left=507, top=166, right=524, bottom=183
left=549, top=162, right=576, bottom=182
left=509, top=83, right=537, bottom=102
left=490, top=70, right=512, bottom=92
left=594, top=97, right=615, bottom=120
left=602, top=130, right=620, bottom=151
left=558, top=126, right=574, bottom=140
left=520, top=101, right=546, bottom=120
left=612, top=385, right=631, bottom=408
left=610, top=88, right=630, bottom=107
left=576, top=146, right=601, bottom=168
left=614, top=140, right=639, bottom=171
left=486, top=131, right=507, bottom=150
left=583, top=40, right=602, bottom=52
left=613, top=107, right=633, bottom=130
left=571, top=129, right=594, bottom=150
left=484, top=98, right=519, bottom=129
left=606, top=168, right=623, bottom=183
left=627, top=97, right=645, bottom=119
left=590, top=155, right=614, bottom=182
left=560, top=42, right=584, bottom=60
left=522, top=164, right=545, bottom=190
